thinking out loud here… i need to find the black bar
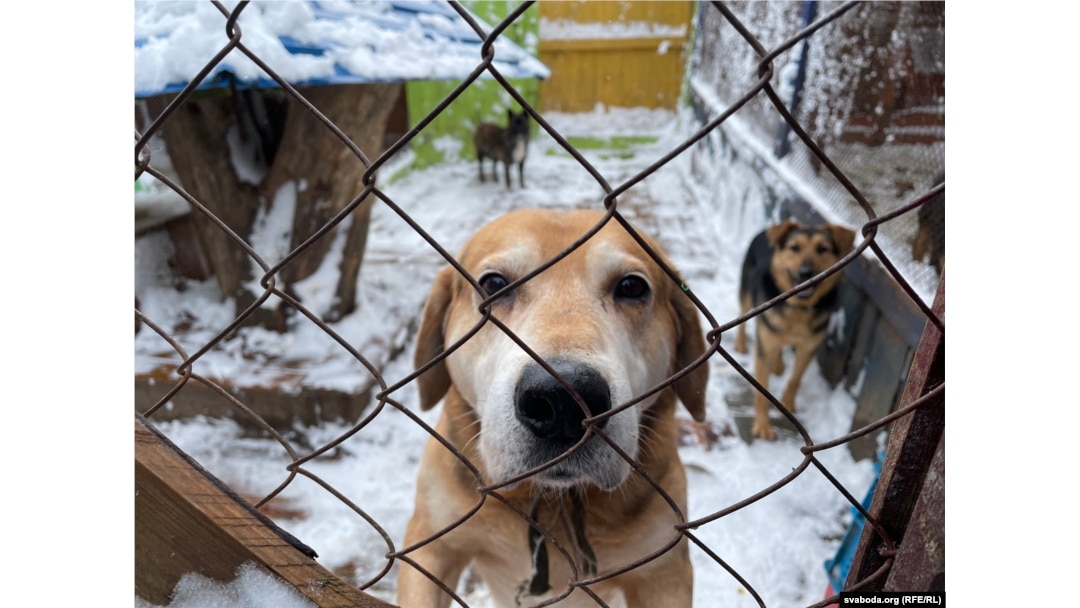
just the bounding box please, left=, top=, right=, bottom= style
left=840, top=592, right=945, bottom=606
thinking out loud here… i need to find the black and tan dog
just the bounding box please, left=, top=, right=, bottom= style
left=474, top=110, right=529, bottom=190
left=733, top=220, right=856, bottom=441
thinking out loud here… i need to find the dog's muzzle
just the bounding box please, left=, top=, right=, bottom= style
left=512, top=358, right=620, bottom=487
left=794, top=264, right=817, bottom=298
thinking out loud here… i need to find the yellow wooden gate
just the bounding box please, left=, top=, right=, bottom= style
left=538, top=1, right=695, bottom=112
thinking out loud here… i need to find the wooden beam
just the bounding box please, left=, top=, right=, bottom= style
left=134, top=413, right=394, bottom=607
left=885, top=432, right=945, bottom=591
left=540, top=37, right=687, bottom=52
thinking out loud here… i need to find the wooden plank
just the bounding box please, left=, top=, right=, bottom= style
left=539, top=45, right=687, bottom=111
left=844, top=256, right=926, bottom=348
left=848, top=320, right=911, bottom=461
left=135, top=414, right=393, bottom=607
left=540, top=37, right=686, bottom=52
left=536, top=0, right=693, bottom=113
left=163, top=215, right=213, bottom=281
left=844, top=273, right=944, bottom=591
left=885, top=432, right=945, bottom=591
left=135, top=373, right=375, bottom=428
left=539, top=0, right=694, bottom=26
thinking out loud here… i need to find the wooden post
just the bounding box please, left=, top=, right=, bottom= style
left=160, top=93, right=261, bottom=307
left=159, top=83, right=403, bottom=329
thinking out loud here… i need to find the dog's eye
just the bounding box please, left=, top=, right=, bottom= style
left=816, top=244, right=831, bottom=255
left=478, top=272, right=510, bottom=298
left=788, top=243, right=802, bottom=254
left=614, top=275, right=650, bottom=301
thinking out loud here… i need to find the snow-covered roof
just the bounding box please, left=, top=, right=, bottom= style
left=134, top=0, right=550, bottom=99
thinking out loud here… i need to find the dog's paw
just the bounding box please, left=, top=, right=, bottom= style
left=751, top=417, right=776, bottom=441
left=677, top=418, right=729, bottom=450
left=771, top=357, right=785, bottom=375
left=779, top=391, right=797, bottom=413
left=733, top=329, right=749, bottom=354
left=733, top=337, right=748, bottom=354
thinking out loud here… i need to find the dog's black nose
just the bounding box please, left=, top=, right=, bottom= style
left=514, top=360, right=611, bottom=447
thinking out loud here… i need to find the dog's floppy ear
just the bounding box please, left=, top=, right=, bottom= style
left=826, top=224, right=857, bottom=257
left=414, top=266, right=455, bottom=410
left=671, top=286, right=709, bottom=422
left=765, top=220, right=800, bottom=248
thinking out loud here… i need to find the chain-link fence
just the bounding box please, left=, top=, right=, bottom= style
left=135, top=2, right=944, bottom=606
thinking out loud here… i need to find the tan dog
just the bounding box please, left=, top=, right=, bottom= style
left=398, top=209, right=709, bottom=608
left=733, top=221, right=855, bottom=441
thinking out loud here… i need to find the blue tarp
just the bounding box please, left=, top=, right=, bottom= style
left=824, top=452, right=884, bottom=592
left=135, top=0, right=549, bottom=99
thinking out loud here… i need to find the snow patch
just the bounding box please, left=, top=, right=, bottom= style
left=540, top=18, right=686, bottom=41
left=135, top=562, right=315, bottom=608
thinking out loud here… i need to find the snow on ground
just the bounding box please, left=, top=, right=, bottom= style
left=137, top=105, right=877, bottom=607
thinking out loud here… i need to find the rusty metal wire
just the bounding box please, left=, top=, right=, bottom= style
left=135, top=2, right=944, bottom=606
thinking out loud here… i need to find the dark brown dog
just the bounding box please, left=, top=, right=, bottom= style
left=399, top=209, right=708, bottom=607
left=733, top=221, right=855, bottom=441
left=474, top=110, right=529, bottom=190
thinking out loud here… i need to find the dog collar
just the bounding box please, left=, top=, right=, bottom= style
left=523, top=492, right=551, bottom=598
left=519, top=488, right=598, bottom=603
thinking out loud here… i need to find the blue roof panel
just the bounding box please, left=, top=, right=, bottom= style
left=134, top=0, right=549, bottom=99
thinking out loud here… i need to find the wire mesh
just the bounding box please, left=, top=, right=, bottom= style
left=134, top=2, right=944, bottom=606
